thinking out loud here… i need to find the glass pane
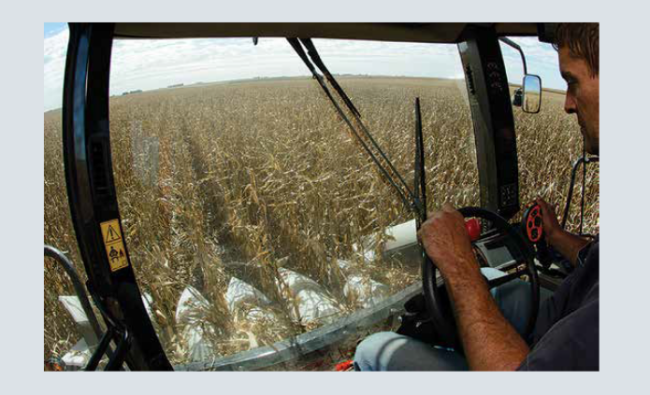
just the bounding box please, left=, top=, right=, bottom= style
left=45, top=24, right=105, bottom=369
left=501, top=38, right=599, bottom=235
left=44, top=109, right=91, bottom=370
left=522, top=75, right=541, bottom=113
left=44, top=31, right=478, bottom=370
left=45, top=104, right=110, bottom=370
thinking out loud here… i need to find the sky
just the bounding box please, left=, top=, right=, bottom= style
left=43, top=23, right=564, bottom=112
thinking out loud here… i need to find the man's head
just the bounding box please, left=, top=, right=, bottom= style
left=555, top=23, right=599, bottom=155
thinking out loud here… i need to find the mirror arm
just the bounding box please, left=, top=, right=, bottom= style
left=499, top=37, right=528, bottom=76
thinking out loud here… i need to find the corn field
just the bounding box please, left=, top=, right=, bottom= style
left=44, top=76, right=599, bottom=367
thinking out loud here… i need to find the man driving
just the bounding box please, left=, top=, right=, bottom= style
left=354, top=23, right=599, bottom=371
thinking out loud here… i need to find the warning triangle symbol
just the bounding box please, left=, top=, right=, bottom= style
left=105, top=225, right=122, bottom=243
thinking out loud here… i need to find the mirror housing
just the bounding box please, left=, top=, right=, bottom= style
left=522, top=74, right=542, bottom=114
left=499, top=37, right=543, bottom=114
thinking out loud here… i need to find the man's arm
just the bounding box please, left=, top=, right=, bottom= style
left=419, top=204, right=529, bottom=370
left=444, top=255, right=530, bottom=370
left=536, top=198, right=590, bottom=266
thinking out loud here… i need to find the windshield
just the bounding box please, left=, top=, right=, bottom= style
left=110, top=37, right=477, bottom=370
left=44, top=34, right=479, bottom=370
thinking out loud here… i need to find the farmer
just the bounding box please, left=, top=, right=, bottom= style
left=354, top=23, right=599, bottom=371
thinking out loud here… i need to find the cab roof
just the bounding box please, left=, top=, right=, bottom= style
left=113, top=23, right=545, bottom=43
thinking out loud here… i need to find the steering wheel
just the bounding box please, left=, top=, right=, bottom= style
left=421, top=207, right=540, bottom=350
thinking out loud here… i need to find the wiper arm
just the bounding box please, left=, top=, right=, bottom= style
left=299, top=39, right=416, bottom=204
left=287, top=38, right=423, bottom=218
left=286, top=38, right=327, bottom=88
left=299, top=38, right=362, bottom=119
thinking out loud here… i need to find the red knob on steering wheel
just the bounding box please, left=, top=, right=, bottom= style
left=523, top=203, right=544, bottom=243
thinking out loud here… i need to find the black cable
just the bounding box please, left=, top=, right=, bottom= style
left=105, top=330, right=131, bottom=371
left=44, top=245, right=103, bottom=344
left=580, top=136, right=587, bottom=235
left=85, top=327, right=116, bottom=371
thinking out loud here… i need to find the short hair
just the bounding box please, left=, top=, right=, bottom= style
left=554, top=23, right=599, bottom=77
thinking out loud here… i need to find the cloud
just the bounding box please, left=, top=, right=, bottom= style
left=108, top=37, right=465, bottom=93
left=43, top=31, right=562, bottom=112
left=43, top=28, right=69, bottom=111
left=500, top=37, right=563, bottom=89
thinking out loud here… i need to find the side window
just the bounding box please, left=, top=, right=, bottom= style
left=45, top=110, right=95, bottom=369
left=45, top=25, right=109, bottom=370
left=500, top=38, right=599, bottom=235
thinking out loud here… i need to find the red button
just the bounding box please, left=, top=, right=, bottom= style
left=465, top=218, right=481, bottom=241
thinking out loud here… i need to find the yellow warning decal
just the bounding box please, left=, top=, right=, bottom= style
left=100, top=219, right=129, bottom=272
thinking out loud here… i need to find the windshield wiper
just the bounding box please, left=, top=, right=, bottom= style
left=287, top=38, right=424, bottom=218
left=298, top=38, right=362, bottom=119
left=413, top=97, right=427, bottom=226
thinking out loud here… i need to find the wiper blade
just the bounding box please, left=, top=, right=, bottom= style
left=414, top=97, right=427, bottom=225
left=288, top=37, right=421, bottom=217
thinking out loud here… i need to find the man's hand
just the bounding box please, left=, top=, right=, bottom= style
left=535, top=198, right=562, bottom=243
left=418, top=203, right=530, bottom=370
left=535, top=197, right=589, bottom=266
left=417, top=203, right=479, bottom=282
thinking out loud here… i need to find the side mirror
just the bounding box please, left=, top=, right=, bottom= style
left=522, top=75, right=542, bottom=114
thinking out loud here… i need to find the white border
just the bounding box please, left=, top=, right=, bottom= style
left=3, top=0, right=650, bottom=393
